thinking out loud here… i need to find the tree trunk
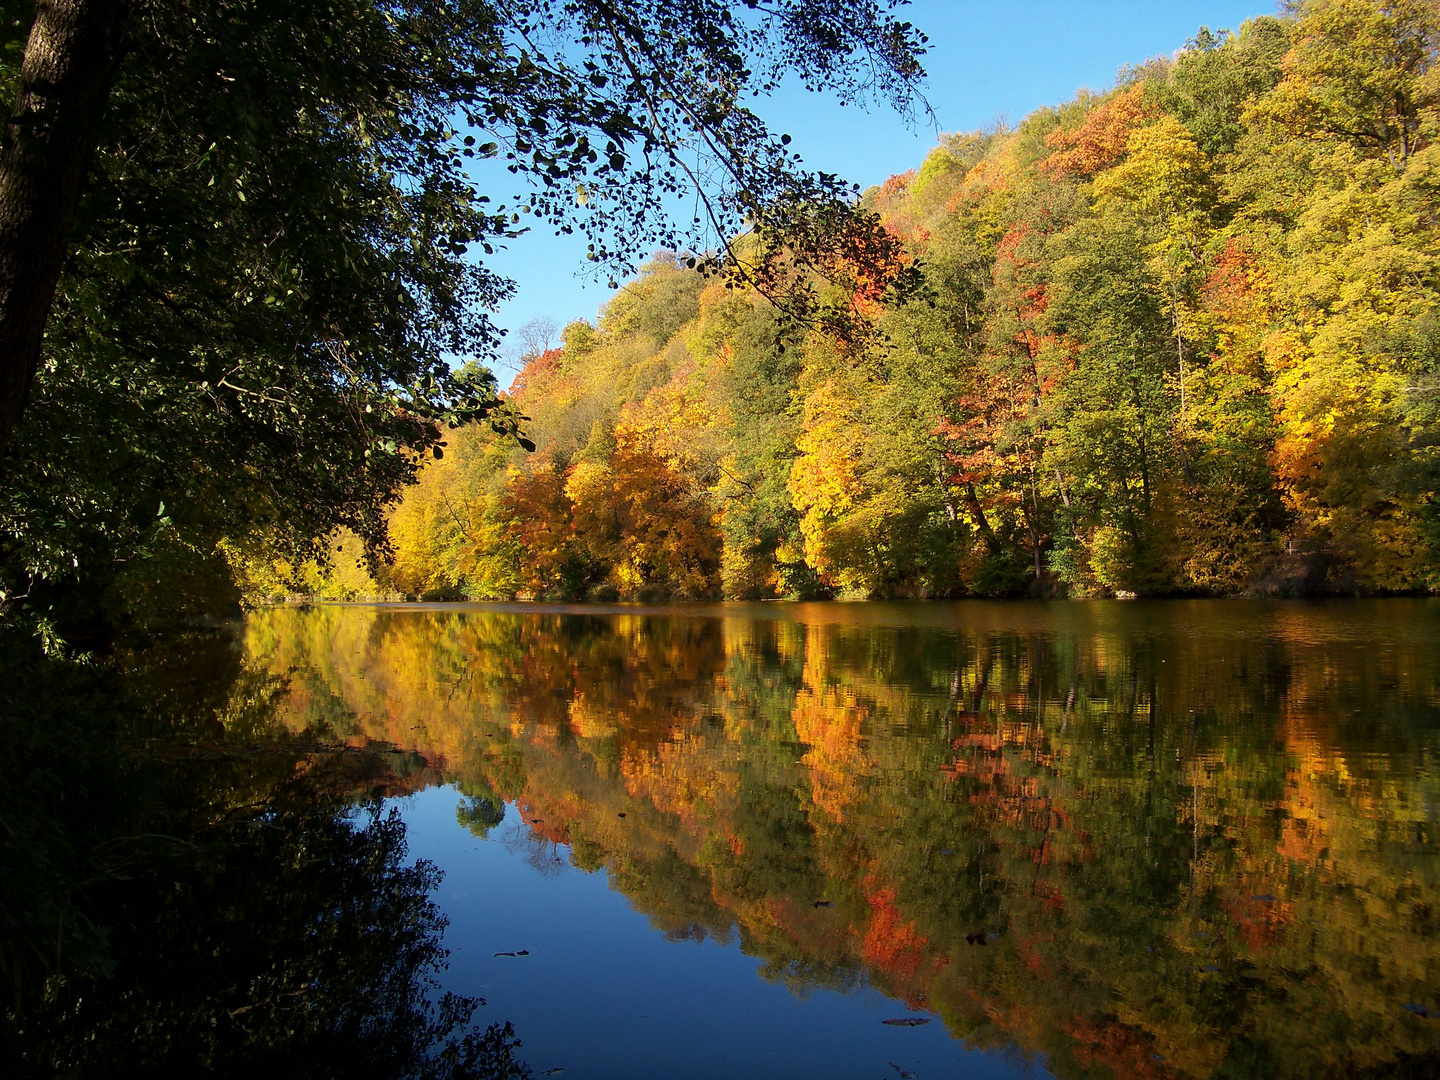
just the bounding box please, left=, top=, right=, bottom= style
left=961, top=481, right=997, bottom=553
left=0, top=0, right=128, bottom=462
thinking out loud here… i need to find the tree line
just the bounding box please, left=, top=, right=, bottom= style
left=268, top=1, right=1440, bottom=601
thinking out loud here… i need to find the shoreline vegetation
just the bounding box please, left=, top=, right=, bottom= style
left=238, top=5, right=1440, bottom=606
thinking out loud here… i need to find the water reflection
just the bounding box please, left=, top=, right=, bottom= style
left=0, top=634, right=529, bottom=1079
left=244, top=600, right=1440, bottom=1079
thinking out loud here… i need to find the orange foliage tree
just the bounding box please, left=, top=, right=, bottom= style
left=1041, top=86, right=1159, bottom=178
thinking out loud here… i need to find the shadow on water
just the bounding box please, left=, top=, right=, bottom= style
left=0, top=626, right=531, bottom=1079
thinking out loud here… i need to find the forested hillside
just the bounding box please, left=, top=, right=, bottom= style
left=264, top=2, right=1440, bottom=601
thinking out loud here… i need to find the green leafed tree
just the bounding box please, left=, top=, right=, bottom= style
left=0, top=0, right=928, bottom=632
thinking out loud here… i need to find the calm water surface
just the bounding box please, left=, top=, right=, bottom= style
left=245, top=600, right=1440, bottom=1079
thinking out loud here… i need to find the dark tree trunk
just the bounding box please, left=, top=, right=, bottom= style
left=962, top=481, right=996, bottom=553
left=0, top=0, right=128, bottom=461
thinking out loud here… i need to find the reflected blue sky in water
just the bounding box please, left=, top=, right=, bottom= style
left=398, top=790, right=1045, bottom=1080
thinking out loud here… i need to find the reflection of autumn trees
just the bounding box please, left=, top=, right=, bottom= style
left=245, top=603, right=1440, bottom=1079
left=3, top=627, right=528, bottom=1076
left=792, top=623, right=875, bottom=822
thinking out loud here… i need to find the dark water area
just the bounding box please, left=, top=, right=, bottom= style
left=7, top=600, right=1440, bottom=1078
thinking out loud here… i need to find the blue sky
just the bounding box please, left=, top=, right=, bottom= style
left=480, top=0, right=1277, bottom=381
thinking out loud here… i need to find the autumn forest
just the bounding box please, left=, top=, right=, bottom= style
left=5, top=3, right=1440, bottom=1077
left=242, top=3, right=1440, bottom=604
